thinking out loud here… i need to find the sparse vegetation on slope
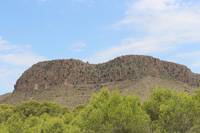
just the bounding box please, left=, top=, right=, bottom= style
left=1, top=76, right=198, bottom=110
left=0, top=93, right=11, bottom=102
left=14, top=55, right=200, bottom=93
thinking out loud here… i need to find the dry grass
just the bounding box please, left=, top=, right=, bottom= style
left=1, top=76, right=198, bottom=110
left=0, top=93, right=11, bottom=102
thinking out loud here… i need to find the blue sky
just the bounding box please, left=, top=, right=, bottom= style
left=1, top=0, right=200, bottom=95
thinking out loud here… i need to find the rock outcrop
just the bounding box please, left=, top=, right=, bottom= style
left=13, top=55, right=200, bottom=93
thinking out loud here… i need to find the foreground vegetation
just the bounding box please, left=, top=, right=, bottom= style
left=0, top=86, right=200, bottom=133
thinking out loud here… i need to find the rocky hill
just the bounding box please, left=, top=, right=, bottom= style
left=1, top=55, right=200, bottom=110
left=14, top=55, right=200, bottom=92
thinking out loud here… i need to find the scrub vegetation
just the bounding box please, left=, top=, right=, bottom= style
left=0, top=86, right=200, bottom=133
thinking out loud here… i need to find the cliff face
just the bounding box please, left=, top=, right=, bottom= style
left=14, top=55, right=200, bottom=93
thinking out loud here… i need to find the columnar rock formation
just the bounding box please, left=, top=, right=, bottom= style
left=14, top=55, right=200, bottom=93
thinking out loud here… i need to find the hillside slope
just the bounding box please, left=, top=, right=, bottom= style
left=0, top=93, right=11, bottom=102
left=1, top=55, right=200, bottom=110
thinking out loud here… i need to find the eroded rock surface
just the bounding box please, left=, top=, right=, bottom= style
left=14, top=55, right=200, bottom=93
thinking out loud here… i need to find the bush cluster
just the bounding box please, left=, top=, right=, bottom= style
left=0, top=86, right=200, bottom=133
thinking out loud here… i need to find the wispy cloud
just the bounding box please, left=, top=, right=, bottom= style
left=0, top=36, right=18, bottom=51
left=73, top=0, right=85, bottom=3
left=37, top=0, right=48, bottom=4
left=176, top=51, right=200, bottom=59
left=0, top=37, right=46, bottom=66
left=0, top=67, right=24, bottom=94
left=191, top=62, right=200, bottom=68
left=86, top=37, right=176, bottom=63
left=0, top=54, right=46, bottom=66
left=176, top=51, right=200, bottom=68
left=113, top=0, right=200, bottom=44
left=113, top=0, right=200, bottom=35
left=72, top=0, right=94, bottom=4
left=70, top=41, right=86, bottom=52
left=88, top=0, right=200, bottom=64
left=38, top=0, right=48, bottom=2
left=0, top=36, right=47, bottom=94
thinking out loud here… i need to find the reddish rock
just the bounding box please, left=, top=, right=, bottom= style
left=13, top=55, right=200, bottom=93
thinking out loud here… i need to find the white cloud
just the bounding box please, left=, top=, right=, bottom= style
left=86, top=37, right=176, bottom=63
left=88, top=0, right=200, bottom=64
left=0, top=54, right=46, bottom=66
left=0, top=36, right=8, bottom=45
left=0, top=37, right=46, bottom=67
left=0, top=36, right=47, bottom=94
left=0, top=67, right=24, bottom=94
left=70, top=41, right=86, bottom=52
left=113, top=0, right=200, bottom=40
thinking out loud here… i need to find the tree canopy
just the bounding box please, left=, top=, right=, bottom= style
left=0, top=86, right=200, bottom=133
